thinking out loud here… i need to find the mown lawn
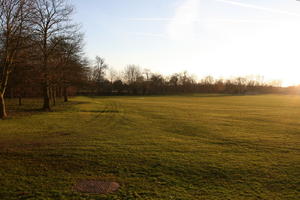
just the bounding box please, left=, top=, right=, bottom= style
left=0, top=95, right=299, bottom=200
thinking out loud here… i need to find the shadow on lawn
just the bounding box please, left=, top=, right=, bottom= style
left=80, top=110, right=119, bottom=113
left=6, top=100, right=87, bottom=118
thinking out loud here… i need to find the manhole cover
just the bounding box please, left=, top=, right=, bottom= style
left=74, top=180, right=120, bottom=194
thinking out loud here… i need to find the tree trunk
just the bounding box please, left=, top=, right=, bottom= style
left=63, top=86, right=68, bottom=102
left=57, top=86, right=62, bottom=97
left=0, top=93, right=7, bottom=119
left=43, top=83, right=51, bottom=111
left=0, top=65, right=10, bottom=119
left=52, top=87, right=56, bottom=106
left=19, top=95, right=22, bottom=106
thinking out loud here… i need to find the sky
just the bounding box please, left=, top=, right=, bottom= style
left=72, top=0, right=300, bottom=86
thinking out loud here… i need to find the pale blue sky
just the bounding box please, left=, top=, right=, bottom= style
left=72, top=0, right=300, bottom=86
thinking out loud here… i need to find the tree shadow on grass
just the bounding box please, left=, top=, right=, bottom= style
left=80, top=110, right=119, bottom=113
left=5, top=100, right=87, bottom=119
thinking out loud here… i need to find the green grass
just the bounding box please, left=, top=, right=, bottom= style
left=0, top=95, right=299, bottom=200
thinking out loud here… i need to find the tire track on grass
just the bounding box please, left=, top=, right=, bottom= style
left=79, top=99, right=126, bottom=130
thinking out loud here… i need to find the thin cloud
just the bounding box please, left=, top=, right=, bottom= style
left=217, top=0, right=300, bottom=17
left=126, top=18, right=273, bottom=24
left=208, top=19, right=275, bottom=24
left=126, top=17, right=202, bottom=22
left=125, top=0, right=288, bottom=40
left=127, top=32, right=167, bottom=38
left=126, top=18, right=174, bottom=22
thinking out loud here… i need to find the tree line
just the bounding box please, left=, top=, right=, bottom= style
left=81, top=61, right=287, bottom=96
left=0, top=0, right=87, bottom=119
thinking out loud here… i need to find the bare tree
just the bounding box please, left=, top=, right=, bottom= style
left=0, top=0, right=32, bottom=119
left=123, top=65, right=141, bottom=84
left=50, top=33, right=84, bottom=102
left=92, top=56, right=108, bottom=94
left=108, top=67, right=117, bottom=84
left=123, top=65, right=142, bottom=94
left=169, top=73, right=179, bottom=93
left=31, top=0, right=75, bottom=110
left=93, top=56, right=108, bottom=83
left=143, top=68, right=152, bottom=81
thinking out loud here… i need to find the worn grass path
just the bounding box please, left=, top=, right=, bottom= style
left=0, top=95, right=299, bottom=199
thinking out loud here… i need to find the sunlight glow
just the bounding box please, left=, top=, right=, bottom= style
left=167, top=0, right=201, bottom=40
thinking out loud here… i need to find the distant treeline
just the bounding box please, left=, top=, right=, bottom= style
left=78, top=62, right=299, bottom=96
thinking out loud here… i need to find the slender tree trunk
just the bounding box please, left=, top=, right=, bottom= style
left=0, top=65, right=10, bottom=119
left=43, top=82, right=51, bottom=111
left=57, top=86, right=62, bottom=97
left=18, top=95, right=22, bottom=106
left=49, top=86, right=52, bottom=100
left=0, top=93, right=7, bottom=119
left=52, top=87, right=56, bottom=106
left=42, top=51, right=51, bottom=110
left=41, top=31, right=51, bottom=111
left=63, top=86, right=68, bottom=102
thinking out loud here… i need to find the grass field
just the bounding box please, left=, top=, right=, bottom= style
left=0, top=95, right=299, bottom=200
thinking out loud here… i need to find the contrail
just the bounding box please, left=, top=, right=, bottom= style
left=217, top=0, right=300, bottom=17
left=126, top=18, right=273, bottom=24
